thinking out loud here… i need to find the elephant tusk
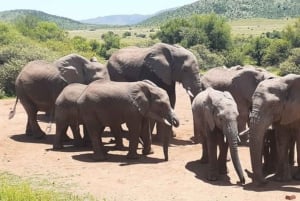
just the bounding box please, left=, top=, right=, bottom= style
left=239, top=128, right=250, bottom=136
left=186, top=90, right=194, bottom=98
left=237, top=135, right=241, bottom=143
left=163, top=118, right=172, bottom=127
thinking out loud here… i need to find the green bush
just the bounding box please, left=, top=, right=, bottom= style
left=279, top=48, right=300, bottom=75
left=190, top=44, right=225, bottom=69
left=263, top=39, right=290, bottom=66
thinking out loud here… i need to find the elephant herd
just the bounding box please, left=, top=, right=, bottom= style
left=8, top=42, right=300, bottom=186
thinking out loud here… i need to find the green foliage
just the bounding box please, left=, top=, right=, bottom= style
left=71, top=36, right=92, bottom=52
left=99, top=31, right=120, bottom=59
left=156, top=18, right=189, bottom=44
left=0, top=172, right=97, bottom=201
left=263, top=39, right=290, bottom=66
left=246, top=36, right=270, bottom=66
left=223, top=48, right=245, bottom=67
left=279, top=48, right=300, bottom=75
left=282, top=18, right=300, bottom=48
left=140, top=0, right=300, bottom=26
left=190, top=44, right=225, bottom=69
left=157, top=14, right=232, bottom=51
left=122, top=31, right=131, bottom=38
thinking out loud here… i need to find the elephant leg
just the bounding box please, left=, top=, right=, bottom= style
left=24, top=104, right=45, bottom=139
left=85, top=120, right=107, bottom=161
left=218, top=133, right=229, bottom=175
left=126, top=121, right=141, bottom=159
left=70, top=124, right=84, bottom=147
left=275, top=127, right=292, bottom=182
left=53, top=122, right=68, bottom=149
left=82, top=125, right=91, bottom=146
left=199, top=138, right=209, bottom=164
left=207, top=132, right=218, bottom=181
left=262, top=129, right=277, bottom=175
left=288, top=139, right=295, bottom=166
left=140, top=118, right=154, bottom=155
left=293, top=134, right=300, bottom=180
left=110, top=125, right=125, bottom=150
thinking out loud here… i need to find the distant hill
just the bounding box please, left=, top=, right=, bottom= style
left=0, top=9, right=100, bottom=30
left=81, top=14, right=153, bottom=25
left=140, top=0, right=300, bottom=26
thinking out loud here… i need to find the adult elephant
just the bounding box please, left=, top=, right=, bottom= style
left=249, top=74, right=300, bottom=184
left=107, top=42, right=202, bottom=107
left=197, top=65, right=275, bottom=143
left=192, top=87, right=245, bottom=184
left=9, top=54, right=108, bottom=138
left=77, top=80, right=180, bottom=161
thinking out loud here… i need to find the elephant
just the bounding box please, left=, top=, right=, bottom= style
left=197, top=65, right=275, bottom=144
left=77, top=80, right=180, bottom=161
left=192, top=87, right=245, bottom=184
left=9, top=54, right=108, bottom=138
left=53, top=82, right=128, bottom=150
left=107, top=43, right=201, bottom=139
left=249, top=74, right=300, bottom=184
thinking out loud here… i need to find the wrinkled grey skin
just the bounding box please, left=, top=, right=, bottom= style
left=198, top=65, right=276, bottom=143
left=53, top=83, right=89, bottom=149
left=192, top=87, right=245, bottom=184
left=249, top=74, right=300, bottom=185
left=11, top=54, right=107, bottom=138
left=77, top=80, right=180, bottom=161
left=107, top=43, right=201, bottom=138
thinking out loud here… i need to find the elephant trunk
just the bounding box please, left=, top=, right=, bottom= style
left=249, top=110, right=271, bottom=184
left=183, top=78, right=202, bottom=103
left=224, top=121, right=245, bottom=184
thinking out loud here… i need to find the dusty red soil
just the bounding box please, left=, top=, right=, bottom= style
left=0, top=85, right=299, bottom=201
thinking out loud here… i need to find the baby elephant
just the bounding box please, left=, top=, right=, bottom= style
left=192, top=87, right=245, bottom=184
left=77, top=80, right=179, bottom=161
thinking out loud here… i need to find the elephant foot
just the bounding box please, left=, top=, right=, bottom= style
left=171, top=130, right=176, bottom=137
left=74, top=139, right=86, bottom=148
left=126, top=152, right=140, bottom=159
left=274, top=173, right=292, bottom=182
left=92, top=152, right=108, bottom=161
left=142, top=147, right=154, bottom=155
left=263, top=164, right=276, bottom=175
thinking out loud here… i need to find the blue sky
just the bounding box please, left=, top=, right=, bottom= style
left=0, top=0, right=197, bottom=20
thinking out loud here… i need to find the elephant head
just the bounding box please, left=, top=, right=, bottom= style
left=249, top=74, right=300, bottom=184
left=54, top=54, right=109, bottom=84
left=144, top=43, right=201, bottom=101
left=130, top=80, right=180, bottom=160
left=193, top=87, right=245, bottom=183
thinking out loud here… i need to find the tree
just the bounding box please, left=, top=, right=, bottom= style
left=246, top=36, right=270, bottom=66
left=156, top=18, right=189, bottom=44
left=263, top=39, right=290, bottom=66
left=282, top=18, right=300, bottom=48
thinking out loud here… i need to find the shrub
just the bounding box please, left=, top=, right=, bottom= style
left=279, top=48, right=300, bottom=75
left=263, top=39, right=290, bottom=66
left=190, top=44, right=225, bottom=69
left=122, top=31, right=131, bottom=38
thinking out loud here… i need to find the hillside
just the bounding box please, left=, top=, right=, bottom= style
left=140, top=0, right=300, bottom=26
left=81, top=14, right=153, bottom=25
left=0, top=9, right=99, bottom=30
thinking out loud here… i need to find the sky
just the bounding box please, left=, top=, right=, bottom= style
left=0, top=0, right=197, bottom=21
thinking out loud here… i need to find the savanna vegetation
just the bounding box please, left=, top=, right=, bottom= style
left=0, top=12, right=300, bottom=99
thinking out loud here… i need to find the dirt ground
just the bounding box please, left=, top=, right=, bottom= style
left=0, top=85, right=299, bottom=201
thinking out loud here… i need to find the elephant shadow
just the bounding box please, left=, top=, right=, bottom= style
left=72, top=152, right=165, bottom=165
left=10, top=133, right=55, bottom=145
left=243, top=169, right=300, bottom=193
left=185, top=160, right=238, bottom=186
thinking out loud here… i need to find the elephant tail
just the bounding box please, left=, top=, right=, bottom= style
left=8, top=97, right=19, bottom=119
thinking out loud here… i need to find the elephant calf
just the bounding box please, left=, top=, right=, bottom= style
left=192, top=87, right=245, bottom=184
left=77, top=80, right=179, bottom=161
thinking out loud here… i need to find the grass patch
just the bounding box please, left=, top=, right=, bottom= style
left=0, top=172, right=97, bottom=201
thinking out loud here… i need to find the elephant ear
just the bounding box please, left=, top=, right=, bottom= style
left=144, top=44, right=173, bottom=86
left=59, top=66, right=80, bottom=84
left=204, top=91, right=215, bottom=131
left=130, top=83, right=150, bottom=116
left=280, top=75, right=300, bottom=124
